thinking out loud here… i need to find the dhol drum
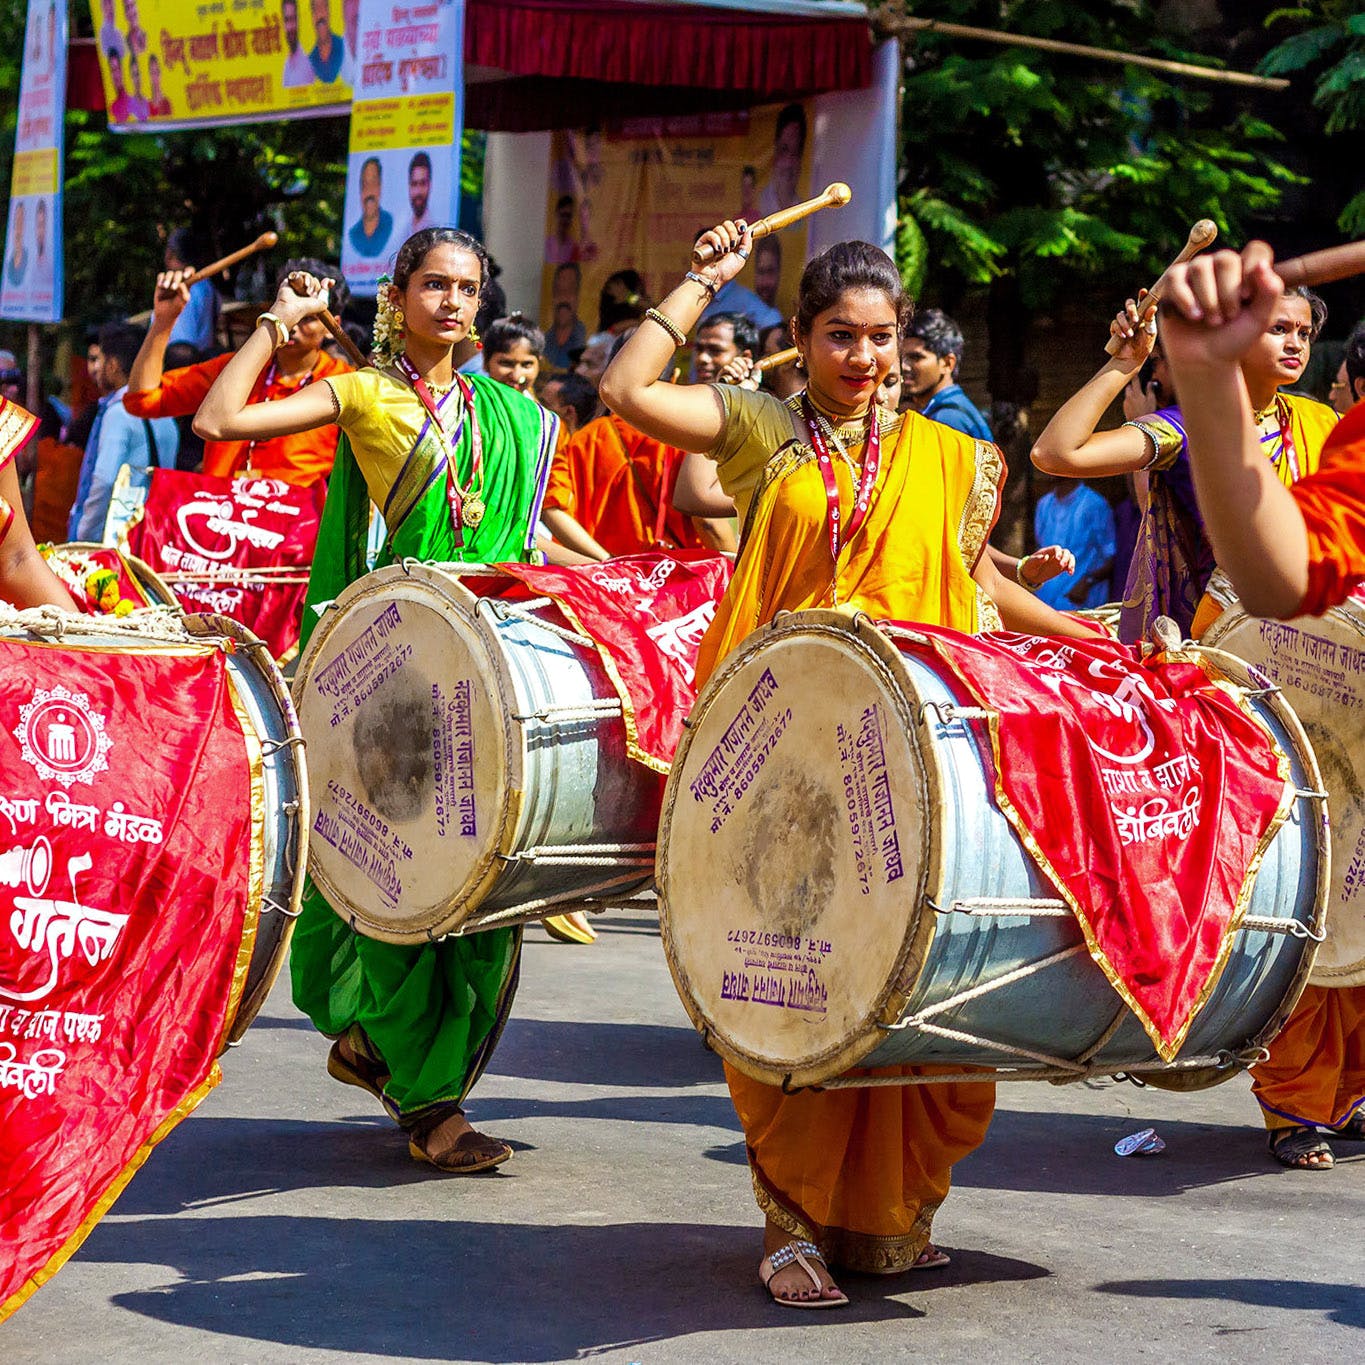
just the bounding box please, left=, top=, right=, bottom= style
left=0, top=608, right=306, bottom=1046
left=293, top=563, right=664, bottom=942
left=1201, top=574, right=1365, bottom=988
left=658, top=610, right=1328, bottom=1090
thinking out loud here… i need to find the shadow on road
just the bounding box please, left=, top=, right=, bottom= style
left=486, top=1018, right=724, bottom=1089
left=1093, top=1277, right=1365, bottom=1330
left=955, top=1105, right=1290, bottom=1197
left=78, top=1214, right=1046, bottom=1359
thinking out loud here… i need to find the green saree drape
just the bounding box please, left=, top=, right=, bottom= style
left=291, top=372, right=557, bottom=1117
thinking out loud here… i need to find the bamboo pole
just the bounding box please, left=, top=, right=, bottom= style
left=872, top=9, right=1290, bottom=92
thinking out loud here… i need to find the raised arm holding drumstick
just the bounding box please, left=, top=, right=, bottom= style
left=602, top=206, right=1100, bottom=1313
left=1161, top=239, right=1365, bottom=620
left=125, top=249, right=354, bottom=488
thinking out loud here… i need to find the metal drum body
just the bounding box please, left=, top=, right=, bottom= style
left=659, top=611, right=1327, bottom=1089
left=1203, top=586, right=1365, bottom=987
left=294, top=563, right=663, bottom=942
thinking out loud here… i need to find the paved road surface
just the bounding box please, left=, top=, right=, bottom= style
left=5, top=908, right=1362, bottom=1363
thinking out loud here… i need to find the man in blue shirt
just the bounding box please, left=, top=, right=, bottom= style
left=1033, top=478, right=1116, bottom=610
left=348, top=156, right=394, bottom=259
left=69, top=324, right=178, bottom=542
left=308, top=0, right=346, bottom=83
left=901, top=308, right=993, bottom=441
left=164, top=229, right=221, bottom=352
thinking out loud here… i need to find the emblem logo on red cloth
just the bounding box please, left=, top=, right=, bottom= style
left=13, top=687, right=112, bottom=788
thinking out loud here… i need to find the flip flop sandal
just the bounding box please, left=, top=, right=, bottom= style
left=909, top=1245, right=951, bottom=1271
left=542, top=911, right=597, bottom=945
left=407, top=1106, right=513, bottom=1174
left=1331, top=1109, right=1365, bottom=1141
left=327, top=1029, right=397, bottom=1118
left=759, top=1240, right=849, bottom=1309
left=1268, top=1125, right=1335, bottom=1170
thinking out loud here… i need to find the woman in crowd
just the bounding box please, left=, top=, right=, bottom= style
left=600, top=219, right=1097, bottom=1308
left=196, top=227, right=558, bottom=1174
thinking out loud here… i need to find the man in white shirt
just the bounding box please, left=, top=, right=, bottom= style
left=281, top=0, right=314, bottom=87
left=403, top=152, right=436, bottom=239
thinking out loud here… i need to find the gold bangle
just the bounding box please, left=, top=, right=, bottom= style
left=644, top=308, right=687, bottom=347
left=1015, top=556, right=1036, bottom=591
left=257, top=311, right=289, bottom=348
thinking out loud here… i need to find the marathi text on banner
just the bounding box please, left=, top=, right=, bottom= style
left=1, top=4, right=68, bottom=323
left=340, top=0, right=465, bottom=297
left=540, top=105, right=812, bottom=366
left=0, top=642, right=255, bottom=1322
left=86, top=0, right=358, bottom=132
left=127, top=470, right=323, bottom=663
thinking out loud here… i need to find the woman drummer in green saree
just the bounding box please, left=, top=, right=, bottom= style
left=196, top=228, right=558, bottom=1171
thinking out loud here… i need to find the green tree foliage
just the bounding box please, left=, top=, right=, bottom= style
left=1260, top=4, right=1365, bottom=232
left=881, top=1, right=1301, bottom=312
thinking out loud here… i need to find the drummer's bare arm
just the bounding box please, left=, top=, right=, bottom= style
left=195, top=272, right=340, bottom=442
left=972, top=551, right=1105, bottom=640
left=600, top=220, right=754, bottom=453
left=541, top=507, right=610, bottom=562
left=129, top=268, right=193, bottom=395
left=1160, top=244, right=1309, bottom=618
left=535, top=533, right=597, bottom=567
left=0, top=463, right=77, bottom=610
left=694, top=516, right=737, bottom=554
left=674, top=450, right=736, bottom=517
left=1031, top=296, right=1158, bottom=478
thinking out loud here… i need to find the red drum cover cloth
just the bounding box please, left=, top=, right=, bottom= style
left=127, top=470, right=323, bottom=661
left=480, top=550, right=732, bottom=771
left=899, top=625, right=1293, bottom=1060
left=0, top=642, right=255, bottom=1321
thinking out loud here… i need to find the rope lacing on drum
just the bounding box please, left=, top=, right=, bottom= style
left=261, top=895, right=302, bottom=920
left=478, top=595, right=596, bottom=650
left=0, top=602, right=193, bottom=641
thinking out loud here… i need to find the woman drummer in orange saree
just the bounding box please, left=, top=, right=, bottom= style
left=602, top=226, right=1099, bottom=1308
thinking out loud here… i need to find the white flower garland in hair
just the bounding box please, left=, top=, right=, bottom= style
left=371, top=273, right=403, bottom=366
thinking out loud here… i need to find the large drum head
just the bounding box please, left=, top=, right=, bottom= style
left=1205, top=601, right=1365, bottom=987
left=294, top=566, right=514, bottom=943
left=659, top=610, right=937, bottom=1087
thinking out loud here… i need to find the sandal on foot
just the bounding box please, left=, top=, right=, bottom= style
left=543, top=911, right=597, bottom=945
left=1268, top=1125, right=1335, bottom=1170
left=909, top=1244, right=951, bottom=1271
left=327, top=1028, right=392, bottom=1111
left=759, top=1240, right=849, bottom=1309
left=1331, top=1109, right=1365, bottom=1141
left=407, top=1106, right=512, bottom=1174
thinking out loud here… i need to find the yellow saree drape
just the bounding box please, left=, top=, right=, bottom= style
left=699, top=399, right=1003, bottom=1272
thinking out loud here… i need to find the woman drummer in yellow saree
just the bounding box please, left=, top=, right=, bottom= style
left=602, top=226, right=1099, bottom=1308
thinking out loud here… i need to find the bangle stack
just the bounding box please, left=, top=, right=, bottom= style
left=644, top=308, right=688, bottom=347
left=257, top=311, right=289, bottom=348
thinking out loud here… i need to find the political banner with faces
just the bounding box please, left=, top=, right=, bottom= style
left=339, top=0, right=465, bottom=296
left=1, top=2, right=68, bottom=323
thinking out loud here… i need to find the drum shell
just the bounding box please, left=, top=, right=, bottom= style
left=659, top=610, right=1328, bottom=1089
left=294, top=564, right=662, bottom=943
left=1203, top=595, right=1365, bottom=988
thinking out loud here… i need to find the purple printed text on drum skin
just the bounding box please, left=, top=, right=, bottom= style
left=721, top=967, right=829, bottom=1014
left=311, top=604, right=408, bottom=727
left=1254, top=620, right=1365, bottom=709
left=688, top=669, right=790, bottom=834
left=431, top=681, right=477, bottom=839
left=836, top=704, right=904, bottom=892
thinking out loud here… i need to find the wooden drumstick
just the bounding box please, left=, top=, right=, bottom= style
left=755, top=345, right=799, bottom=373
left=693, top=183, right=853, bottom=265
left=183, top=231, right=279, bottom=287
left=1104, top=218, right=1218, bottom=356
left=1276, top=240, right=1365, bottom=289
left=320, top=309, right=367, bottom=368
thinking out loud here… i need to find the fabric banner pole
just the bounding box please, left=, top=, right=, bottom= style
left=1, top=3, right=69, bottom=325
left=340, top=0, right=467, bottom=298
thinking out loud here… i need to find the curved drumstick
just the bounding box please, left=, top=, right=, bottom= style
left=183, top=231, right=279, bottom=287
left=693, top=183, right=853, bottom=265
left=755, top=345, right=799, bottom=373
left=1104, top=219, right=1218, bottom=356
left=1276, top=240, right=1365, bottom=290
left=320, top=310, right=367, bottom=368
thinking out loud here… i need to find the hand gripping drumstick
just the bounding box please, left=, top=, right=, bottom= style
left=755, top=345, right=799, bottom=373
left=1103, top=219, right=1218, bottom=357
left=320, top=309, right=367, bottom=368
left=692, top=183, right=853, bottom=265
left=182, top=230, right=279, bottom=287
